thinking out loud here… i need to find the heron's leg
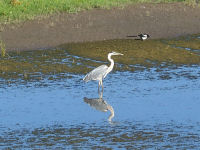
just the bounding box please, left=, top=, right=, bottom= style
left=101, top=81, right=104, bottom=92
left=98, top=81, right=101, bottom=93
left=98, top=90, right=103, bottom=99
left=98, top=80, right=103, bottom=92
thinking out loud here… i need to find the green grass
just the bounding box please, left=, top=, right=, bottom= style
left=0, top=0, right=189, bottom=24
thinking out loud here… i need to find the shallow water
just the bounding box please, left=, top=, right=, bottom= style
left=0, top=35, right=200, bottom=149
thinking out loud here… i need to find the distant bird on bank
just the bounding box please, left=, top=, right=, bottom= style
left=138, top=34, right=150, bottom=41
left=83, top=51, right=123, bottom=92
left=127, top=33, right=150, bottom=41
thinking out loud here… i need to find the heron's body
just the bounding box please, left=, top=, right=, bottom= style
left=83, top=65, right=109, bottom=82
left=83, top=52, right=123, bottom=91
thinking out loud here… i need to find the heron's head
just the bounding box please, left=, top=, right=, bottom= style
left=109, top=51, right=123, bottom=56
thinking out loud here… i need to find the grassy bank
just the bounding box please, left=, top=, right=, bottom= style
left=0, top=0, right=195, bottom=24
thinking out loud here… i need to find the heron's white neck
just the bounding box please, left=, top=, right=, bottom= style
left=107, top=54, right=114, bottom=73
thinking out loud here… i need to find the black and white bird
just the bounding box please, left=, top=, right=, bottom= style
left=127, top=33, right=150, bottom=41
left=138, top=34, right=150, bottom=41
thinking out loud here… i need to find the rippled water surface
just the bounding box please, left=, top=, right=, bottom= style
left=0, top=36, right=200, bottom=149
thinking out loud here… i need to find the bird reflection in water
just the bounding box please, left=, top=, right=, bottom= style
left=84, top=92, right=114, bottom=123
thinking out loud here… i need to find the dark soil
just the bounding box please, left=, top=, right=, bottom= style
left=1, top=2, right=200, bottom=51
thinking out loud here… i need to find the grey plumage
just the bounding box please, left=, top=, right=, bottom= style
left=83, top=65, right=108, bottom=82
left=83, top=51, right=123, bottom=91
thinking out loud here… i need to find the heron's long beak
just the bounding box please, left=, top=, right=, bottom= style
left=111, top=51, right=124, bottom=56
left=116, top=52, right=123, bottom=55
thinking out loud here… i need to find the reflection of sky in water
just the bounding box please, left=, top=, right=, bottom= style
left=0, top=66, right=200, bottom=149
left=0, top=35, right=200, bottom=149
left=0, top=66, right=199, bottom=126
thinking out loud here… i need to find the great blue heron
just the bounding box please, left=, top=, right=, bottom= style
left=83, top=51, right=123, bottom=91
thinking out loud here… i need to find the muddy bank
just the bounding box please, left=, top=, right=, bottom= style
left=1, top=35, right=200, bottom=80
left=0, top=2, right=200, bottom=51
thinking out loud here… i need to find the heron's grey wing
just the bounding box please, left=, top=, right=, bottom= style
left=83, top=65, right=108, bottom=82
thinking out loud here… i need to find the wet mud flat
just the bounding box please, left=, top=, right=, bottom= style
left=0, top=35, right=200, bottom=149
left=1, top=122, right=200, bottom=149
left=0, top=34, right=200, bottom=81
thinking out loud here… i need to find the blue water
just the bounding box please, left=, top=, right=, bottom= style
left=1, top=34, right=200, bottom=149
left=0, top=63, right=200, bottom=149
